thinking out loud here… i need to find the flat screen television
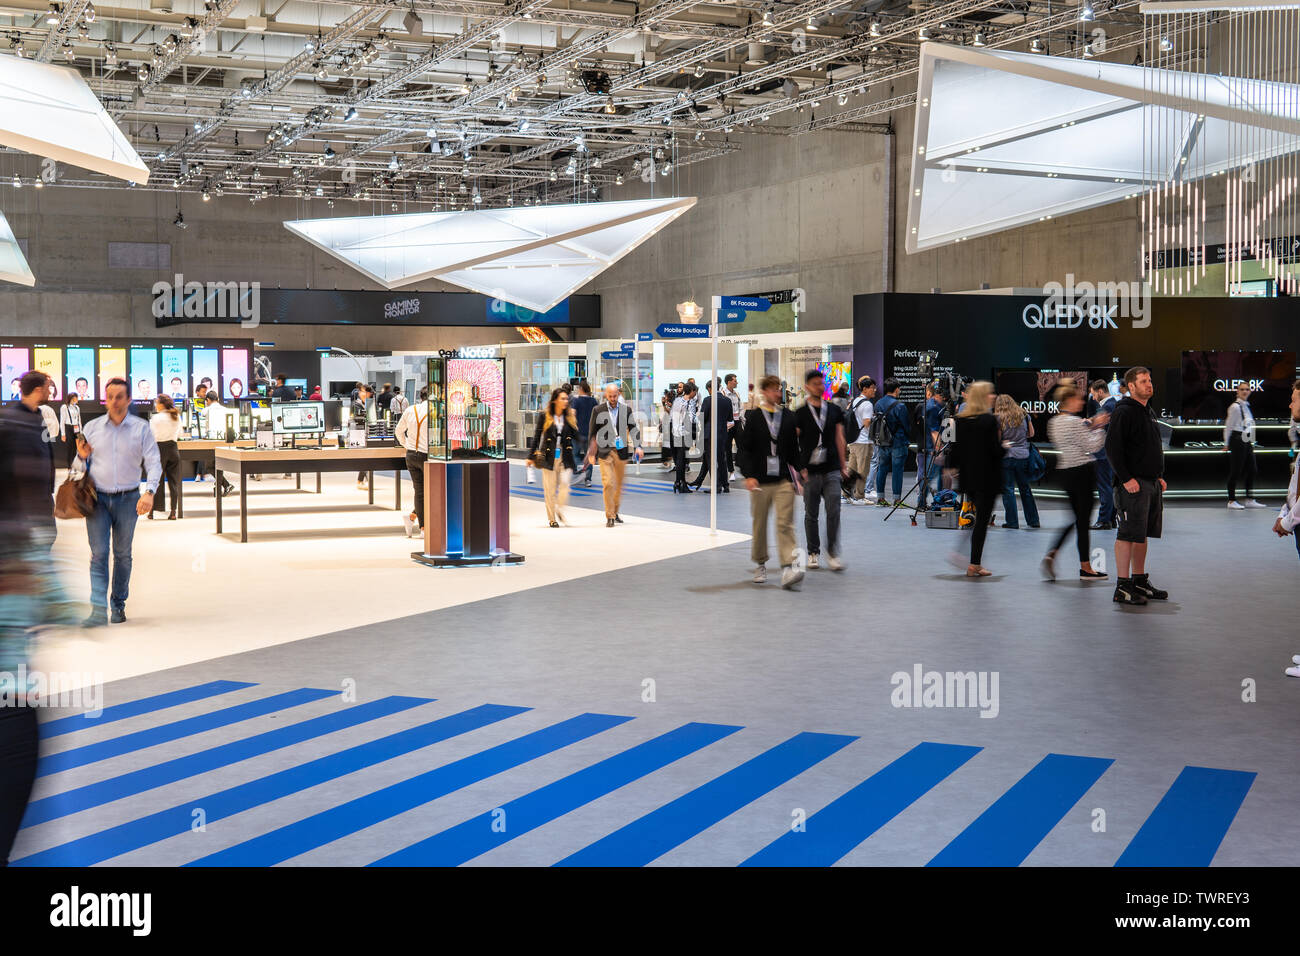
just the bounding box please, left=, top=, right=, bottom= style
left=1181, top=350, right=1295, bottom=421
left=272, top=400, right=326, bottom=434
left=994, top=367, right=1128, bottom=435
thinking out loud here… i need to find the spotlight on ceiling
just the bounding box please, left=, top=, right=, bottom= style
left=202, top=189, right=210, bottom=202
left=604, top=95, right=616, bottom=114
left=972, top=31, right=986, bottom=47
left=806, top=17, right=818, bottom=31
left=104, top=44, right=117, bottom=66
left=323, top=145, right=336, bottom=159
left=315, top=185, right=324, bottom=197
left=343, top=106, right=358, bottom=121
left=173, top=211, right=186, bottom=229
left=85, top=3, right=96, bottom=23
left=1080, top=2, right=1095, bottom=22
left=837, top=92, right=848, bottom=106
left=918, top=27, right=931, bottom=41
left=1159, top=35, right=1173, bottom=52
left=693, top=64, right=705, bottom=78
left=388, top=154, right=399, bottom=171
left=869, top=20, right=882, bottom=38
left=403, top=7, right=423, bottom=37
left=1030, top=38, right=1045, bottom=53
left=11, top=174, right=21, bottom=188
left=44, top=3, right=59, bottom=27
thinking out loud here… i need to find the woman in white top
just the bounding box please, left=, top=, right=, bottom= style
left=1042, top=382, right=1109, bottom=581
left=59, top=393, right=82, bottom=468
left=150, top=394, right=183, bottom=519
left=1224, top=381, right=1264, bottom=509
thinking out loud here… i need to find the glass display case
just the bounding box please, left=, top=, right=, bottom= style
left=426, top=355, right=506, bottom=460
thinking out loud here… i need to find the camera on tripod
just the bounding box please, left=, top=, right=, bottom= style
left=917, top=350, right=967, bottom=408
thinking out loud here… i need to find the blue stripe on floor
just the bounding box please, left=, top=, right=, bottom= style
left=36, top=687, right=338, bottom=777
left=370, top=721, right=741, bottom=867
left=928, top=753, right=1113, bottom=866
left=40, top=680, right=256, bottom=738
left=21, top=696, right=432, bottom=828
left=12, top=703, right=527, bottom=867
left=1115, top=766, right=1256, bottom=867
left=555, top=731, right=856, bottom=867
left=741, top=742, right=982, bottom=867
left=185, top=712, right=633, bottom=867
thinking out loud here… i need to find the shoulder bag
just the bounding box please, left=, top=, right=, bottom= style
left=54, top=469, right=97, bottom=519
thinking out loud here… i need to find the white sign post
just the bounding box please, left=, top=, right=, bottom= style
left=709, top=295, right=720, bottom=536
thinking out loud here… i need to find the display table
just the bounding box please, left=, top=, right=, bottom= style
left=213, top=446, right=408, bottom=542
left=172, top=439, right=256, bottom=518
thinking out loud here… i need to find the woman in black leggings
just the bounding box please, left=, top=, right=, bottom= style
left=947, top=381, right=1004, bottom=577
left=1043, top=382, right=1110, bottom=581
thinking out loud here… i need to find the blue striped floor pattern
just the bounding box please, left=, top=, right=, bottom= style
left=15, top=681, right=1258, bottom=867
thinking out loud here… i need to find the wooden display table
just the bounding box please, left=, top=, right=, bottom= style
left=175, top=440, right=255, bottom=518
left=213, top=446, right=408, bottom=542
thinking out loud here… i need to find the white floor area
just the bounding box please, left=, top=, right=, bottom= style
left=31, top=467, right=747, bottom=688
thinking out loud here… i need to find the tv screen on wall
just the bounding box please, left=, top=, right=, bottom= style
left=1181, top=350, right=1296, bottom=421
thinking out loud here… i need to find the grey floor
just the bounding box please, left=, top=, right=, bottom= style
left=14, top=463, right=1300, bottom=867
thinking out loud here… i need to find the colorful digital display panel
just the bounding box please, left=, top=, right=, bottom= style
left=66, top=347, right=94, bottom=401
left=33, top=347, right=62, bottom=401
left=446, top=358, right=505, bottom=457
left=192, top=348, right=219, bottom=397
left=221, top=348, right=248, bottom=400
left=817, top=361, right=852, bottom=398
left=129, top=347, right=159, bottom=402
left=161, top=347, right=188, bottom=400
left=2, top=347, right=30, bottom=400
left=97, top=347, right=125, bottom=400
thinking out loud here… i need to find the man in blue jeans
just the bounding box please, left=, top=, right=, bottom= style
left=873, top=377, right=911, bottom=506
left=73, top=378, right=161, bottom=627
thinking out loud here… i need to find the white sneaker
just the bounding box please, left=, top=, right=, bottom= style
left=752, top=564, right=767, bottom=584
left=402, top=513, right=416, bottom=537
left=1287, top=665, right=1300, bottom=678
left=1227, top=500, right=1245, bottom=510
left=1245, top=499, right=1268, bottom=508
left=780, top=566, right=804, bottom=590
left=1292, top=654, right=1300, bottom=665
left=808, top=553, right=820, bottom=570
left=828, top=555, right=844, bottom=572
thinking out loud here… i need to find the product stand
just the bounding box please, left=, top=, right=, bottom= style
left=412, top=353, right=523, bottom=568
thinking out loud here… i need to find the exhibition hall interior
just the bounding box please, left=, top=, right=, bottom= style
left=0, top=0, right=1296, bottom=918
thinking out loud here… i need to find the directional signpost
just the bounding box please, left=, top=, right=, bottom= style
left=705, top=294, right=768, bottom=535
left=655, top=323, right=709, bottom=338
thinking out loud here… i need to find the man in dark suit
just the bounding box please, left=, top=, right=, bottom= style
left=691, top=378, right=733, bottom=492
left=1089, top=379, right=1118, bottom=529
left=570, top=380, right=598, bottom=486
left=585, top=382, right=642, bottom=527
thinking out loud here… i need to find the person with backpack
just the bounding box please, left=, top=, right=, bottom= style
left=872, top=378, right=911, bottom=507
left=844, top=376, right=877, bottom=504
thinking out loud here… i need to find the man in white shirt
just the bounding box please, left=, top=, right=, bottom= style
left=393, top=388, right=428, bottom=537
left=846, top=376, right=877, bottom=503
left=1225, top=381, right=1265, bottom=509
left=721, top=373, right=743, bottom=479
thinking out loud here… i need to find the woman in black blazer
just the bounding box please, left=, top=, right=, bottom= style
left=531, top=387, right=579, bottom=527
left=947, top=381, right=1005, bottom=576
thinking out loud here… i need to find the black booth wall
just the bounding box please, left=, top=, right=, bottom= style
left=853, top=293, right=1300, bottom=417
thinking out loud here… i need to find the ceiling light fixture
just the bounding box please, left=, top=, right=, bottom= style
left=1080, top=2, right=1095, bottom=22
left=972, top=31, right=986, bottom=47
left=344, top=106, right=358, bottom=121
left=44, top=3, right=59, bottom=26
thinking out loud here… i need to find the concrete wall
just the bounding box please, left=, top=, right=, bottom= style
left=591, top=96, right=1145, bottom=339
left=0, top=186, right=504, bottom=352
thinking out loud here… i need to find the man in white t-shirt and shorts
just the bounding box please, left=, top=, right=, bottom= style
left=846, top=376, right=877, bottom=504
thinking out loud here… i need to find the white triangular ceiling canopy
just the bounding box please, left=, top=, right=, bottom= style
left=0, top=210, right=34, bottom=287
left=0, top=54, right=149, bottom=183
left=284, top=197, right=697, bottom=313
left=907, top=42, right=1300, bottom=252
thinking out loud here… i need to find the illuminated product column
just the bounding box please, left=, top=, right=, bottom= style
left=284, top=198, right=696, bottom=314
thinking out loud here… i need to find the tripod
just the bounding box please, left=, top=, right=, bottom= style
left=882, top=437, right=951, bottom=524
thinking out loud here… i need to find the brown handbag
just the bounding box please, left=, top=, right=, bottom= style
left=54, top=470, right=97, bottom=519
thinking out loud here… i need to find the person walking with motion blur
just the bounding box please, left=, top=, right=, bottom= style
left=531, top=387, right=579, bottom=527
left=0, top=370, right=57, bottom=549
left=1272, top=381, right=1300, bottom=676
left=585, top=382, right=642, bottom=527
left=994, top=393, right=1040, bottom=529
left=149, top=394, right=183, bottom=520
left=946, top=381, right=1004, bottom=577
left=1225, top=381, right=1266, bottom=510
left=739, top=375, right=804, bottom=589
left=1041, top=382, right=1109, bottom=581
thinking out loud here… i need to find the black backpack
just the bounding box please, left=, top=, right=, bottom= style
left=844, top=397, right=867, bottom=443
left=869, top=401, right=895, bottom=447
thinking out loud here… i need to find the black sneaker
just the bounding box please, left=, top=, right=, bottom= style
left=110, top=607, right=127, bottom=624
left=1131, top=574, right=1167, bottom=600
left=1113, top=578, right=1148, bottom=605
left=82, top=611, right=108, bottom=628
